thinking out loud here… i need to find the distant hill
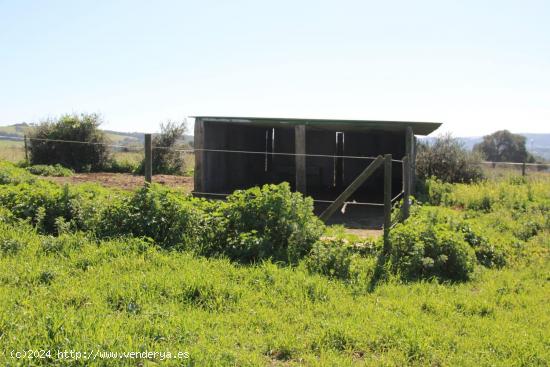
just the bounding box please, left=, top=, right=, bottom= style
left=421, top=133, right=550, bottom=161
left=0, top=123, right=193, bottom=147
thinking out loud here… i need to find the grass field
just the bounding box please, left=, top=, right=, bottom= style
left=0, top=161, right=548, bottom=366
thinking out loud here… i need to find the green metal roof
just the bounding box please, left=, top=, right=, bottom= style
left=192, top=116, right=442, bottom=136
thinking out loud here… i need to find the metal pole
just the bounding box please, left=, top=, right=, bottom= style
left=383, top=154, right=392, bottom=255
left=144, top=133, right=152, bottom=184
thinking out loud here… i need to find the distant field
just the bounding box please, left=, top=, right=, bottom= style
left=0, top=140, right=24, bottom=162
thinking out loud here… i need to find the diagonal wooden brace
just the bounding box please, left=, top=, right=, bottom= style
left=319, top=155, right=384, bottom=222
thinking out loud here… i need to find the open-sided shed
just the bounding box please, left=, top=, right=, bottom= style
left=193, top=116, right=441, bottom=213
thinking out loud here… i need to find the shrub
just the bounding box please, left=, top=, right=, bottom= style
left=96, top=184, right=200, bottom=249
left=416, top=133, right=484, bottom=183
left=26, top=164, right=73, bottom=177
left=305, top=238, right=356, bottom=280
left=0, top=161, right=35, bottom=184
left=101, top=159, right=139, bottom=174
left=389, top=209, right=476, bottom=281
left=137, top=120, right=187, bottom=175
left=198, top=183, right=325, bottom=264
left=28, top=113, right=110, bottom=172
left=0, top=179, right=112, bottom=234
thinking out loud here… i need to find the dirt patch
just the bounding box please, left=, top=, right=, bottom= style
left=45, top=172, right=193, bottom=192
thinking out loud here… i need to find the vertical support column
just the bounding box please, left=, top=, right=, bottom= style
left=405, top=126, right=415, bottom=194
left=383, top=154, right=392, bottom=255
left=194, top=118, right=205, bottom=192
left=144, top=133, right=152, bottom=184
left=295, top=124, right=306, bottom=194
left=335, top=132, right=344, bottom=188
left=401, top=155, right=410, bottom=220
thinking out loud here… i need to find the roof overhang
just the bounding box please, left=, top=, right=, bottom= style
left=192, top=116, right=442, bottom=136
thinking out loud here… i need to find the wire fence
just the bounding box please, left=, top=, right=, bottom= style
left=1, top=134, right=548, bottom=196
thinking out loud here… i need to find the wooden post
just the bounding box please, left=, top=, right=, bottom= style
left=522, top=161, right=526, bottom=177
left=144, top=133, right=152, bottom=184
left=383, top=154, right=392, bottom=254
left=24, top=134, right=29, bottom=164
left=401, top=155, right=410, bottom=220
left=295, top=125, right=306, bottom=194
left=319, top=155, right=384, bottom=222
left=405, top=126, right=414, bottom=194
left=194, top=118, right=205, bottom=192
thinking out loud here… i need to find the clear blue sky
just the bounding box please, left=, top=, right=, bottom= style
left=1, top=0, right=549, bottom=136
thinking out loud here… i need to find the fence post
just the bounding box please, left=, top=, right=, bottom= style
left=383, top=154, right=392, bottom=255
left=522, top=161, right=526, bottom=177
left=24, top=134, right=29, bottom=164
left=144, top=133, right=152, bottom=184
left=401, top=155, right=410, bottom=220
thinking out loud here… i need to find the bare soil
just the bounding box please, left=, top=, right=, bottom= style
left=45, top=172, right=193, bottom=192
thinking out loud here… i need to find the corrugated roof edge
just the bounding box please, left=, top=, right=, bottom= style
left=191, top=116, right=442, bottom=136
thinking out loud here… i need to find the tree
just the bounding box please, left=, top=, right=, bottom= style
left=29, top=113, right=110, bottom=172
left=416, top=133, right=484, bottom=183
left=474, top=130, right=533, bottom=163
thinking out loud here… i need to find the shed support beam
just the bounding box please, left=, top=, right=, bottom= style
left=295, top=125, right=306, bottom=194
left=194, top=118, right=205, bottom=193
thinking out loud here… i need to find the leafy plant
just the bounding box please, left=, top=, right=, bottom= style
left=26, top=164, right=73, bottom=177
left=305, top=238, right=356, bottom=280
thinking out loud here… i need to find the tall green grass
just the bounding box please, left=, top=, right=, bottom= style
left=0, top=222, right=548, bottom=366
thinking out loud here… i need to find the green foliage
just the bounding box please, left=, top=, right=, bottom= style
left=0, top=160, right=36, bottom=184
left=96, top=184, right=200, bottom=250
left=474, top=129, right=533, bottom=163
left=389, top=208, right=477, bottom=281
left=137, top=120, right=188, bottom=175
left=25, top=164, right=73, bottom=177
left=199, top=183, right=325, bottom=264
left=416, top=133, right=484, bottom=183
left=305, top=238, right=356, bottom=280
left=0, top=220, right=548, bottom=366
left=28, top=113, right=110, bottom=172
left=100, top=158, right=139, bottom=174
left=0, top=172, right=115, bottom=234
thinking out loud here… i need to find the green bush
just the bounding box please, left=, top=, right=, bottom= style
left=28, top=113, right=110, bottom=172
left=0, top=179, right=113, bottom=234
left=389, top=209, right=476, bottom=281
left=0, top=161, right=35, bottom=184
left=96, top=184, right=200, bottom=249
left=305, top=238, right=356, bottom=280
left=416, top=133, right=484, bottom=183
left=101, top=159, right=139, bottom=174
left=199, top=183, right=324, bottom=264
left=137, top=120, right=188, bottom=175
left=25, top=164, right=73, bottom=177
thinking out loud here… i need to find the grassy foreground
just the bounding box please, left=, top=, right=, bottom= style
left=0, top=223, right=548, bottom=366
